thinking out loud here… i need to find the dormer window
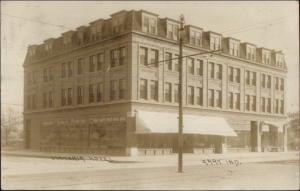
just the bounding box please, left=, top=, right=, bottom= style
left=91, top=24, right=102, bottom=41
left=190, top=29, right=202, bottom=46
left=229, top=41, right=239, bottom=56
left=167, top=23, right=179, bottom=40
left=63, top=36, right=72, bottom=46
left=262, top=51, right=271, bottom=65
left=28, top=47, right=36, bottom=57
left=246, top=46, right=256, bottom=61
left=210, top=35, right=221, bottom=50
left=142, top=16, right=157, bottom=35
left=45, top=42, right=53, bottom=52
left=112, top=16, right=124, bottom=34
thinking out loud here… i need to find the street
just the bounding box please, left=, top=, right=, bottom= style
left=1, top=153, right=299, bottom=190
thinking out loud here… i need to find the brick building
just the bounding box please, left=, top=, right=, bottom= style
left=23, top=10, right=288, bottom=156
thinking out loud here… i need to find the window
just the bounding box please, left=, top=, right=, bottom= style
left=119, top=47, right=126, bottom=65
left=261, top=97, right=265, bottom=112
left=61, top=89, right=67, bottom=106
left=32, top=94, right=36, bottom=109
left=274, top=99, right=279, bottom=113
left=143, top=16, right=157, bottom=34
left=167, top=23, right=179, bottom=40
left=196, top=87, right=203, bottom=106
left=190, top=31, right=196, bottom=45
left=251, top=72, right=257, bottom=86
left=280, top=78, right=284, bottom=91
left=27, top=95, right=31, bottom=110
left=280, top=100, right=284, bottom=114
left=97, top=83, right=103, bottom=102
left=150, top=80, right=158, bottom=101
left=210, top=36, right=221, bottom=50
left=150, top=49, right=159, bottom=67
left=43, top=68, right=48, bottom=82
left=267, top=75, right=271, bottom=89
left=43, top=92, right=48, bottom=108
left=208, top=62, right=214, bottom=79
left=165, top=83, right=172, bottom=102
left=110, top=80, right=117, bottom=101
left=245, top=70, right=250, bottom=85
left=119, top=79, right=125, bottom=99
left=32, top=71, right=37, bottom=84
left=187, top=86, right=194, bottom=105
left=174, top=84, right=179, bottom=103
left=216, top=64, right=222, bottom=80
left=140, top=79, right=147, bottom=99
left=275, top=77, right=279, bottom=90
left=196, top=60, right=203, bottom=76
left=89, top=84, right=94, bottom=103
left=216, top=90, right=222, bottom=108
left=89, top=55, right=96, bottom=72
left=48, top=91, right=53, bottom=108
left=97, top=53, right=104, bottom=71
left=261, top=74, right=266, bottom=88
left=251, top=96, right=256, bottom=111
left=62, top=63, right=66, bottom=78
left=245, top=95, right=250, bottom=111
left=228, top=92, right=233, bottom=109
left=165, top=52, right=172, bottom=70
left=208, top=89, right=214, bottom=107
left=140, top=47, right=148, bottom=66
left=174, top=54, right=179, bottom=72
left=112, top=16, right=124, bottom=34
left=67, top=61, right=73, bottom=77
left=235, top=68, right=240, bottom=83
left=229, top=67, right=234, bottom=82
left=77, top=86, right=83, bottom=104
left=235, top=93, right=240, bottom=110
left=48, top=67, right=53, bottom=81
left=110, top=49, right=119, bottom=67
left=67, top=88, right=73, bottom=105
left=188, top=58, right=195, bottom=75
left=77, top=58, right=83, bottom=75
left=267, top=98, right=271, bottom=113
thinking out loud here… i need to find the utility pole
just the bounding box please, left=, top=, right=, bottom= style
left=178, top=14, right=185, bottom=173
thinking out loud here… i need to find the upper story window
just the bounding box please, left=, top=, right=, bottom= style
left=267, top=75, right=271, bottom=89
left=187, top=86, right=194, bottom=105
left=150, top=80, right=158, bottom=101
left=210, top=35, right=221, bottom=50
left=208, top=62, right=214, bottom=79
left=229, top=67, right=234, bottom=82
left=167, top=23, right=179, bottom=41
left=77, top=58, right=83, bottom=75
left=140, top=79, right=148, bottom=100
left=188, top=57, right=195, bottom=75
left=196, top=87, right=203, bottom=106
left=45, top=43, right=53, bottom=52
left=216, top=64, right=222, bottom=80
left=89, top=55, right=96, bottom=72
left=77, top=86, right=84, bottom=105
left=261, top=74, right=266, bottom=88
left=110, top=80, right=117, bottom=101
left=111, top=47, right=126, bottom=68
left=43, top=67, right=53, bottom=82
left=196, top=59, right=203, bottom=76
left=112, top=16, right=124, bottom=34
left=119, top=79, right=126, bottom=99
left=174, top=54, right=179, bottom=72
left=234, top=68, right=240, bottom=83
left=28, top=47, right=36, bottom=57
left=280, top=78, right=284, bottom=91
left=215, top=90, right=222, bottom=108
left=208, top=89, right=214, bottom=107
left=140, top=47, right=148, bottom=66
left=150, top=49, right=159, bottom=67
left=165, top=52, right=172, bottom=70
left=246, top=46, right=256, bottom=61
left=61, top=63, right=67, bottom=78
left=142, top=16, right=157, bottom=35
left=165, top=82, right=172, bottom=102
left=174, top=84, right=179, bottom=103
left=97, top=82, right=103, bottom=102
left=91, top=23, right=102, bottom=41
left=62, top=36, right=72, bottom=47
left=262, top=51, right=271, bottom=65
left=190, top=30, right=202, bottom=46
left=67, top=61, right=73, bottom=77
left=229, top=41, right=239, bottom=56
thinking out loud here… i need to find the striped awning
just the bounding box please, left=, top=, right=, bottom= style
left=135, top=110, right=237, bottom=136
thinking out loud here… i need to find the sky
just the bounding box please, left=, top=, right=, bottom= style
left=1, top=1, right=299, bottom=113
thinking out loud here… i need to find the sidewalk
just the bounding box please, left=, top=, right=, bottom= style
left=2, top=149, right=299, bottom=164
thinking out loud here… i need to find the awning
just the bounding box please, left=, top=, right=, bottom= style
left=135, top=110, right=237, bottom=136
left=264, top=120, right=289, bottom=133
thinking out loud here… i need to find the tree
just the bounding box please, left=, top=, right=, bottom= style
left=1, top=107, right=23, bottom=147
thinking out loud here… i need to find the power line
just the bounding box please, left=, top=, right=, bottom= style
left=2, top=13, right=73, bottom=30
left=221, top=16, right=289, bottom=34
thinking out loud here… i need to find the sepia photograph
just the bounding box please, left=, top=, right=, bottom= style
left=1, top=1, right=299, bottom=190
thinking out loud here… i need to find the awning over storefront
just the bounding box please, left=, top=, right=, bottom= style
left=135, top=110, right=237, bottom=136
left=264, top=120, right=289, bottom=133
